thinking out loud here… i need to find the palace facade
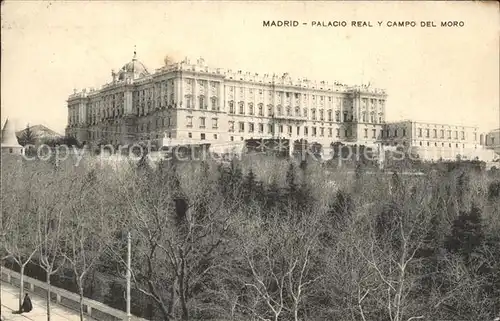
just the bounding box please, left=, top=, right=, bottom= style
left=65, top=52, right=497, bottom=162
left=66, top=52, right=387, bottom=149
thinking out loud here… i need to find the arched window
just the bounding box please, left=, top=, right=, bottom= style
left=295, top=107, right=300, bottom=116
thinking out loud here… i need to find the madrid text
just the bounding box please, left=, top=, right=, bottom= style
left=263, top=20, right=299, bottom=27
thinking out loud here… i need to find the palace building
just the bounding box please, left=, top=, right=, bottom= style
left=65, top=51, right=497, bottom=162
left=66, top=52, right=388, bottom=150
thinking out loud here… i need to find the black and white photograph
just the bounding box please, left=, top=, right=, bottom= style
left=1, top=1, right=499, bottom=321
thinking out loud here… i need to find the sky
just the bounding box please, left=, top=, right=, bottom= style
left=1, top=1, right=499, bottom=134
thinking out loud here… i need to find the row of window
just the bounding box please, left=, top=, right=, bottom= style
left=130, top=85, right=379, bottom=109
left=226, top=121, right=354, bottom=138
left=227, top=102, right=364, bottom=122
left=418, top=141, right=472, bottom=149
left=89, top=129, right=177, bottom=141
left=87, top=116, right=176, bottom=136
left=78, top=107, right=357, bottom=126
left=363, top=129, right=379, bottom=139
left=417, top=128, right=470, bottom=140
left=381, top=128, right=476, bottom=141
left=225, top=87, right=385, bottom=105
left=185, top=96, right=218, bottom=110
left=86, top=90, right=172, bottom=116
left=184, top=133, right=287, bottom=143
left=360, top=112, right=383, bottom=123
left=361, top=98, right=383, bottom=108
left=72, top=97, right=385, bottom=126
left=135, top=93, right=175, bottom=106
left=185, top=79, right=217, bottom=89
left=186, top=132, right=218, bottom=140
left=133, top=81, right=175, bottom=99
left=381, top=128, right=406, bottom=138
left=137, top=118, right=174, bottom=132
left=381, top=141, right=478, bottom=149
left=186, top=117, right=218, bottom=129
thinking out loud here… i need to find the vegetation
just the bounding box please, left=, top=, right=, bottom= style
left=1, top=154, right=499, bottom=321
left=17, top=124, right=36, bottom=146
left=43, top=135, right=81, bottom=148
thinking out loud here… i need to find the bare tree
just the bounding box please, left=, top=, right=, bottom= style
left=107, top=162, right=239, bottom=321
left=235, top=208, right=322, bottom=321
left=354, top=185, right=433, bottom=321
left=16, top=166, right=70, bottom=320
left=61, top=169, right=111, bottom=321
left=240, top=238, right=288, bottom=321
left=36, top=206, right=66, bottom=321
left=1, top=170, right=40, bottom=311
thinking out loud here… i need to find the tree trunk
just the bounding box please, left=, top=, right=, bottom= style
left=179, top=275, right=189, bottom=321
left=179, top=251, right=189, bottom=321
left=19, top=265, right=25, bottom=312
left=46, top=270, right=52, bottom=321
left=293, top=301, right=299, bottom=321
left=167, top=276, right=177, bottom=319
left=146, top=276, right=170, bottom=320
left=79, top=286, right=85, bottom=321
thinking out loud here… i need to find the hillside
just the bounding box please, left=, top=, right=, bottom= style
left=16, top=124, right=63, bottom=142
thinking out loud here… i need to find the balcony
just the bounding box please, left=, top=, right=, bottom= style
left=272, top=114, right=307, bottom=123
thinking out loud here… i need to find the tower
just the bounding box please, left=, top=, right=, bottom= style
left=1, top=118, right=24, bottom=155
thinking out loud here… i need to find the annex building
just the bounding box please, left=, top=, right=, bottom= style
left=484, top=129, right=500, bottom=155
left=379, top=121, right=497, bottom=161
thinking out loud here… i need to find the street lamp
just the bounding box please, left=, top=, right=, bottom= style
left=126, top=231, right=131, bottom=321
left=119, top=230, right=132, bottom=321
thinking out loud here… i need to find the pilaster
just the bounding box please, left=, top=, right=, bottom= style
left=193, top=77, right=198, bottom=109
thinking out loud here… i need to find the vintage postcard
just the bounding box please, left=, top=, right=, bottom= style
left=1, top=1, right=499, bottom=321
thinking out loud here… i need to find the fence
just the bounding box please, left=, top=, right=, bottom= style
left=1, top=267, right=149, bottom=321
